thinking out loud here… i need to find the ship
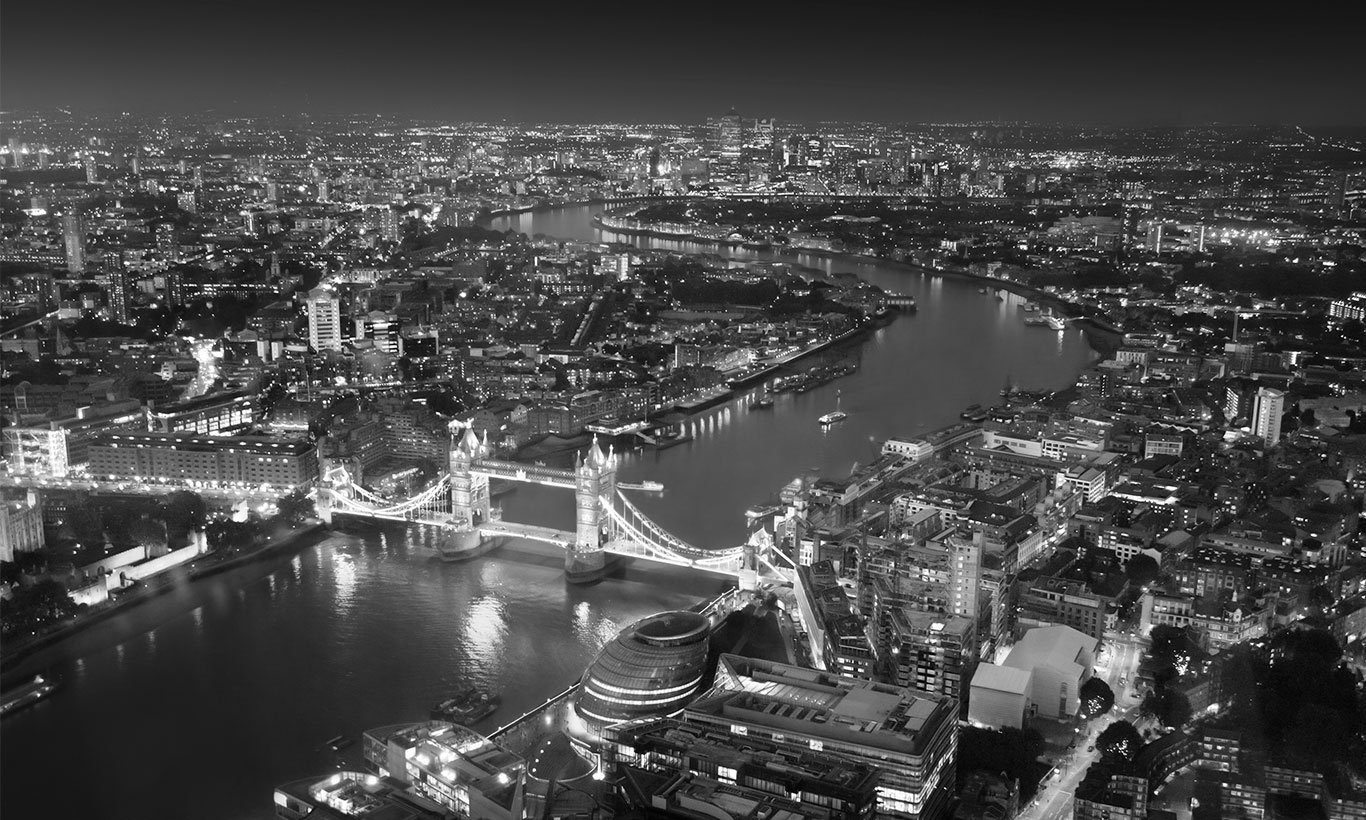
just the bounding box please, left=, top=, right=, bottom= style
left=1046, top=314, right=1067, bottom=331
left=818, top=410, right=848, bottom=426
left=431, top=686, right=501, bottom=725
left=750, top=396, right=775, bottom=410
left=959, top=404, right=989, bottom=421
left=1, top=674, right=59, bottom=718
left=435, top=522, right=507, bottom=562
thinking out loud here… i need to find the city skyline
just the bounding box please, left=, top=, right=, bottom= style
left=4, top=4, right=1364, bottom=126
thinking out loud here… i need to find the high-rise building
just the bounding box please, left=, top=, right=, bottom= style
left=379, top=207, right=402, bottom=242
left=1252, top=386, right=1285, bottom=448
left=62, top=210, right=86, bottom=273
left=84, top=154, right=99, bottom=183
left=106, top=254, right=131, bottom=324
left=156, top=222, right=179, bottom=261
left=177, top=191, right=197, bottom=213
left=306, top=288, right=342, bottom=351
left=316, top=178, right=329, bottom=202
left=163, top=268, right=186, bottom=307
left=709, top=108, right=744, bottom=160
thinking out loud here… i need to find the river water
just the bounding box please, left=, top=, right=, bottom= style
left=1, top=204, right=1096, bottom=820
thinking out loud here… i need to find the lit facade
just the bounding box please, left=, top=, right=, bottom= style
left=696, top=655, right=958, bottom=820
left=306, top=288, right=342, bottom=351
left=574, top=610, right=711, bottom=731
left=86, top=431, right=318, bottom=491
left=362, top=721, right=525, bottom=820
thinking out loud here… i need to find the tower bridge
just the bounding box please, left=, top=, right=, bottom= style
left=314, top=429, right=793, bottom=587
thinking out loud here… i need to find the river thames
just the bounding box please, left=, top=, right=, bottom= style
left=1, top=203, right=1097, bottom=819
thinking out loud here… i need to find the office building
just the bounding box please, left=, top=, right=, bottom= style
left=361, top=721, right=525, bottom=820
left=709, top=108, right=744, bottom=160
left=969, top=625, right=1097, bottom=728
left=1253, top=387, right=1285, bottom=448
left=796, top=560, right=875, bottom=677
left=306, top=288, right=343, bottom=351
left=84, top=153, right=98, bottom=183
left=147, top=390, right=256, bottom=436
left=692, top=655, right=958, bottom=820
left=603, top=717, right=881, bottom=820
left=63, top=210, right=86, bottom=273
left=887, top=609, right=976, bottom=702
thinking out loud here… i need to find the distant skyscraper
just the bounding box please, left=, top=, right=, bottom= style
left=306, top=288, right=342, bottom=351
left=709, top=108, right=744, bottom=160
left=1253, top=387, right=1285, bottom=448
left=192, top=165, right=204, bottom=190
left=106, top=254, right=131, bottom=324
left=177, top=191, right=197, bottom=213
left=316, top=179, right=329, bottom=202
left=62, top=210, right=86, bottom=273
left=84, top=154, right=99, bottom=183
left=7, top=137, right=25, bottom=169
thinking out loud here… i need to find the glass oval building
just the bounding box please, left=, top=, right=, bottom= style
left=574, top=611, right=712, bottom=731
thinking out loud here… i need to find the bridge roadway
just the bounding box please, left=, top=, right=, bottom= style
left=470, top=459, right=575, bottom=489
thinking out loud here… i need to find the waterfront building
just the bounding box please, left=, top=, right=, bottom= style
left=85, top=431, right=318, bottom=491
left=273, top=771, right=453, bottom=820
left=573, top=610, right=712, bottom=733
left=694, top=655, right=958, bottom=820
left=1253, top=386, right=1285, bottom=449
left=306, top=288, right=343, bottom=352
left=361, top=722, right=525, bottom=820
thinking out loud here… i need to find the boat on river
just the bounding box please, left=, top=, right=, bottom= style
left=818, top=410, right=848, bottom=426
left=1, top=674, right=59, bottom=718
left=431, top=686, right=500, bottom=725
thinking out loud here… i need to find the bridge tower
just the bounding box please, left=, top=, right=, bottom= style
left=450, top=427, right=492, bottom=526
left=567, top=437, right=616, bottom=582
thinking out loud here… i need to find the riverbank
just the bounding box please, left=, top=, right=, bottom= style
left=0, top=521, right=328, bottom=678
left=591, top=212, right=1123, bottom=356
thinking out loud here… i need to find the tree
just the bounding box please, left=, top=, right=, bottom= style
left=958, top=726, right=1048, bottom=800
left=1095, top=720, right=1144, bottom=763
left=1081, top=677, right=1116, bottom=718
left=276, top=489, right=315, bottom=526
left=1124, top=554, right=1160, bottom=587
left=1141, top=687, right=1192, bottom=729
left=160, top=491, right=206, bottom=542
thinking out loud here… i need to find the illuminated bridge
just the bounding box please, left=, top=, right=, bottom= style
left=314, top=429, right=793, bottom=586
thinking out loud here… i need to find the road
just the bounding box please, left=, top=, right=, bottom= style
left=1016, top=632, right=1148, bottom=820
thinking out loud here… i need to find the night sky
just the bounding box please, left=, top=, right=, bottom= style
left=3, top=2, right=1361, bottom=125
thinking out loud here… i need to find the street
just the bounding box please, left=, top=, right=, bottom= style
left=1014, top=631, right=1148, bottom=820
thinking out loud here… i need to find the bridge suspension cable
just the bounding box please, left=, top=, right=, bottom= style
left=605, top=490, right=745, bottom=567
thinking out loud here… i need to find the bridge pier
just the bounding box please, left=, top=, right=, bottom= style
left=564, top=543, right=608, bottom=584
